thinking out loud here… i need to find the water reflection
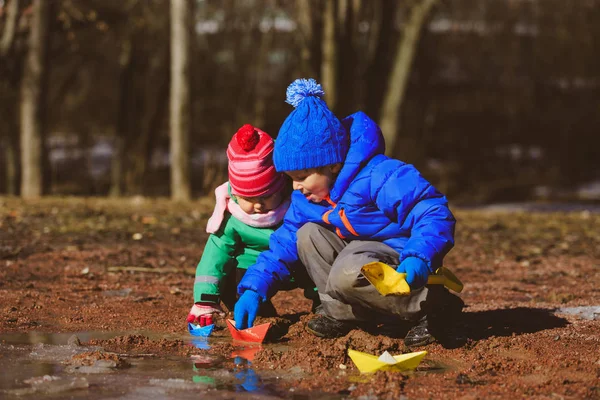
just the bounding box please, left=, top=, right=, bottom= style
left=187, top=343, right=264, bottom=393
left=189, top=338, right=210, bottom=350
left=0, top=330, right=324, bottom=399
left=230, top=345, right=261, bottom=362
left=233, top=356, right=260, bottom=392
left=0, top=331, right=124, bottom=345
left=191, top=357, right=216, bottom=387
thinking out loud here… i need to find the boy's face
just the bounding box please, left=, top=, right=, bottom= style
left=234, top=190, right=284, bottom=214
left=286, top=164, right=341, bottom=203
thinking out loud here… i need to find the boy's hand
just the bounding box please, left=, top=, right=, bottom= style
left=233, top=290, right=261, bottom=330
left=187, top=302, right=224, bottom=326
left=396, top=257, right=429, bottom=290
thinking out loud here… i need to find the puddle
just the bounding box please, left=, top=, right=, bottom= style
left=0, top=329, right=446, bottom=398
left=0, top=330, right=131, bottom=346
left=0, top=330, right=333, bottom=399
left=0, top=346, right=281, bottom=398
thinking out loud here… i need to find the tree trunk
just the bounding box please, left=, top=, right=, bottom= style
left=253, top=3, right=275, bottom=129
left=109, top=136, right=124, bottom=197
left=126, top=47, right=169, bottom=196
left=169, top=0, right=192, bottom=201
left=379, top=0, right=437, bottom=156
left=0, top=0, right=19, bottom=57
left=321, top=0, right=337, bottom=109
left=110, top=39, right=133, bottom=197
left=336, top=0, right=359, bottom=116
left=20, top=0, right=51, bottom=198
left=2, top=134, right=18, bottom=195
left=1, top=0, right=22, bottom=195
left=295, top=0, right=315, bottom=77
left=363, top=0, right=397, bottom=121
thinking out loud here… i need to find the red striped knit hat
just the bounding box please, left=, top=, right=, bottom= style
left=227, top=124, right=286, bottom=197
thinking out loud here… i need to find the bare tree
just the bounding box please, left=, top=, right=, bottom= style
left=0, top=0, right=19, bottom=56
left=20, top=0, right=51, bottom=198
left=110, top=38, right=132, bottom=197
left=295, top=0, right=315, bottom=77
left=253, top=1, right=276, bottom=129
left=0, top=0, right=20, bottom=195
left=379, top=0, right=437, bottom=156
left=321, top=0, right=337, bottom=109
left=169, top=0, right=192, bottom=201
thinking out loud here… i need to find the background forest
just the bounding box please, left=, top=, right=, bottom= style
left=1, top=0, right=599, bottom=204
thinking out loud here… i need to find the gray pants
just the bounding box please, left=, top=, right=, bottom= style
left=297, top=223, right=429, bottom=322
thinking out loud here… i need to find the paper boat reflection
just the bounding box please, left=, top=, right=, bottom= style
left=348, top=349, right=427, bottom=374
left=190, top=338, right=210, bottom=350
left=231, top=345, right=262, bottom=361
left=226, top=319, right=270, bottom=343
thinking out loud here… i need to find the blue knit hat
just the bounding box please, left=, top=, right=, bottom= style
left=273, top=78, right=348, bottom=172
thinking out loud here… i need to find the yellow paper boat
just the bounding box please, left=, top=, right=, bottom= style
left=348, top=349, right=427, bottom=374
left=361, top=262, right=463, bottom=296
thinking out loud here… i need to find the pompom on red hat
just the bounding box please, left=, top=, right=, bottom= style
left=227, top=124, right=286, bottom=197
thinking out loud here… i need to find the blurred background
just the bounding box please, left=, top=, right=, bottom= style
left=1, top=0, right=599, bottom=204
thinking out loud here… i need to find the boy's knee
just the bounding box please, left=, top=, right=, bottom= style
left=296, top=223, right=322, bottom=250
left=327, top=263, right=358, bottom=295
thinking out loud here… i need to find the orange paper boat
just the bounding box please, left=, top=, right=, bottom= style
left=226, top=319, right=270, bottom=343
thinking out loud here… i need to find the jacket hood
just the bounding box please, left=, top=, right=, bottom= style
left=329, top=111, right=385, bottom=202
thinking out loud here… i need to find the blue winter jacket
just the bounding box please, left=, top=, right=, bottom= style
left=238, top=111, right=456, bottom=301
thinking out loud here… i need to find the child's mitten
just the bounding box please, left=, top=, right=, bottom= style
left=396, top=257, right=429, bottom=290
left=233, top=290, right=261, bottom=330
left=187, top=302, right=224, bottom=326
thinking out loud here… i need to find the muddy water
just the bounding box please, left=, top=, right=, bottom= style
left=0, top=330, right=327, bottom=399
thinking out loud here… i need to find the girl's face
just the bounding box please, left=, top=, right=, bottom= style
left=286, top=164, right=341, bottom=203
left=234, top=190, right=284, bottom=214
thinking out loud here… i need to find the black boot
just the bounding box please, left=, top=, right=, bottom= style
left=306, top=315, right=353, bottom=338
left=405, top=287, right=465, bottom=347
left=312, top=303, right=325, bottom=315
left=404, top=316, right=435, bottom=347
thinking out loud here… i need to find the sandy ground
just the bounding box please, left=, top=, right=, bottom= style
left=1, top=197, right=599, bottom=399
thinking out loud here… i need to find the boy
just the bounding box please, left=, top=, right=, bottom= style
left=234, top=79, right=462, bottom=346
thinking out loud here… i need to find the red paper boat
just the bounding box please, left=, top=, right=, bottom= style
left=226, top=319, right=270, bottom=343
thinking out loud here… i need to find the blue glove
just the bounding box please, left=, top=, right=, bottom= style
left=396, top=257, right=429, bottom=290
left=234, top=290, right=261, bottom=330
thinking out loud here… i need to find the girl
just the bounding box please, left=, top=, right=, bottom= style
left=187, top=124, right=300, bottom=326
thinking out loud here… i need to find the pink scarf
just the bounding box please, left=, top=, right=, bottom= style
left=206, top=182, right=290, bottom=234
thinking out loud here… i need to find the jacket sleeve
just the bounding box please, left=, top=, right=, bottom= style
left=237, top=200, right=305, bottom=301
left=193, top=213, right=239, bottom=303
left=371, top=159, right=456, bottom=271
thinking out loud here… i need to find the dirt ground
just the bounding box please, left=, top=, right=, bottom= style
left=1, top=197, right=599, bottom=399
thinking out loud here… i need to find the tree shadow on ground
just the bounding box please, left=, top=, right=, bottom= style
left=461, top=307, right=569, bottom=341
left=426, top=307, right=570, bottom=349
left=272, top=307, right=569, bottom=349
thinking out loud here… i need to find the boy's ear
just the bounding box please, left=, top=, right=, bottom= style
left=329, top=163, right=342, bottom=174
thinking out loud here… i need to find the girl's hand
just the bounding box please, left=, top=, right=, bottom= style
left=187, top=302, right=224, bottom=326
